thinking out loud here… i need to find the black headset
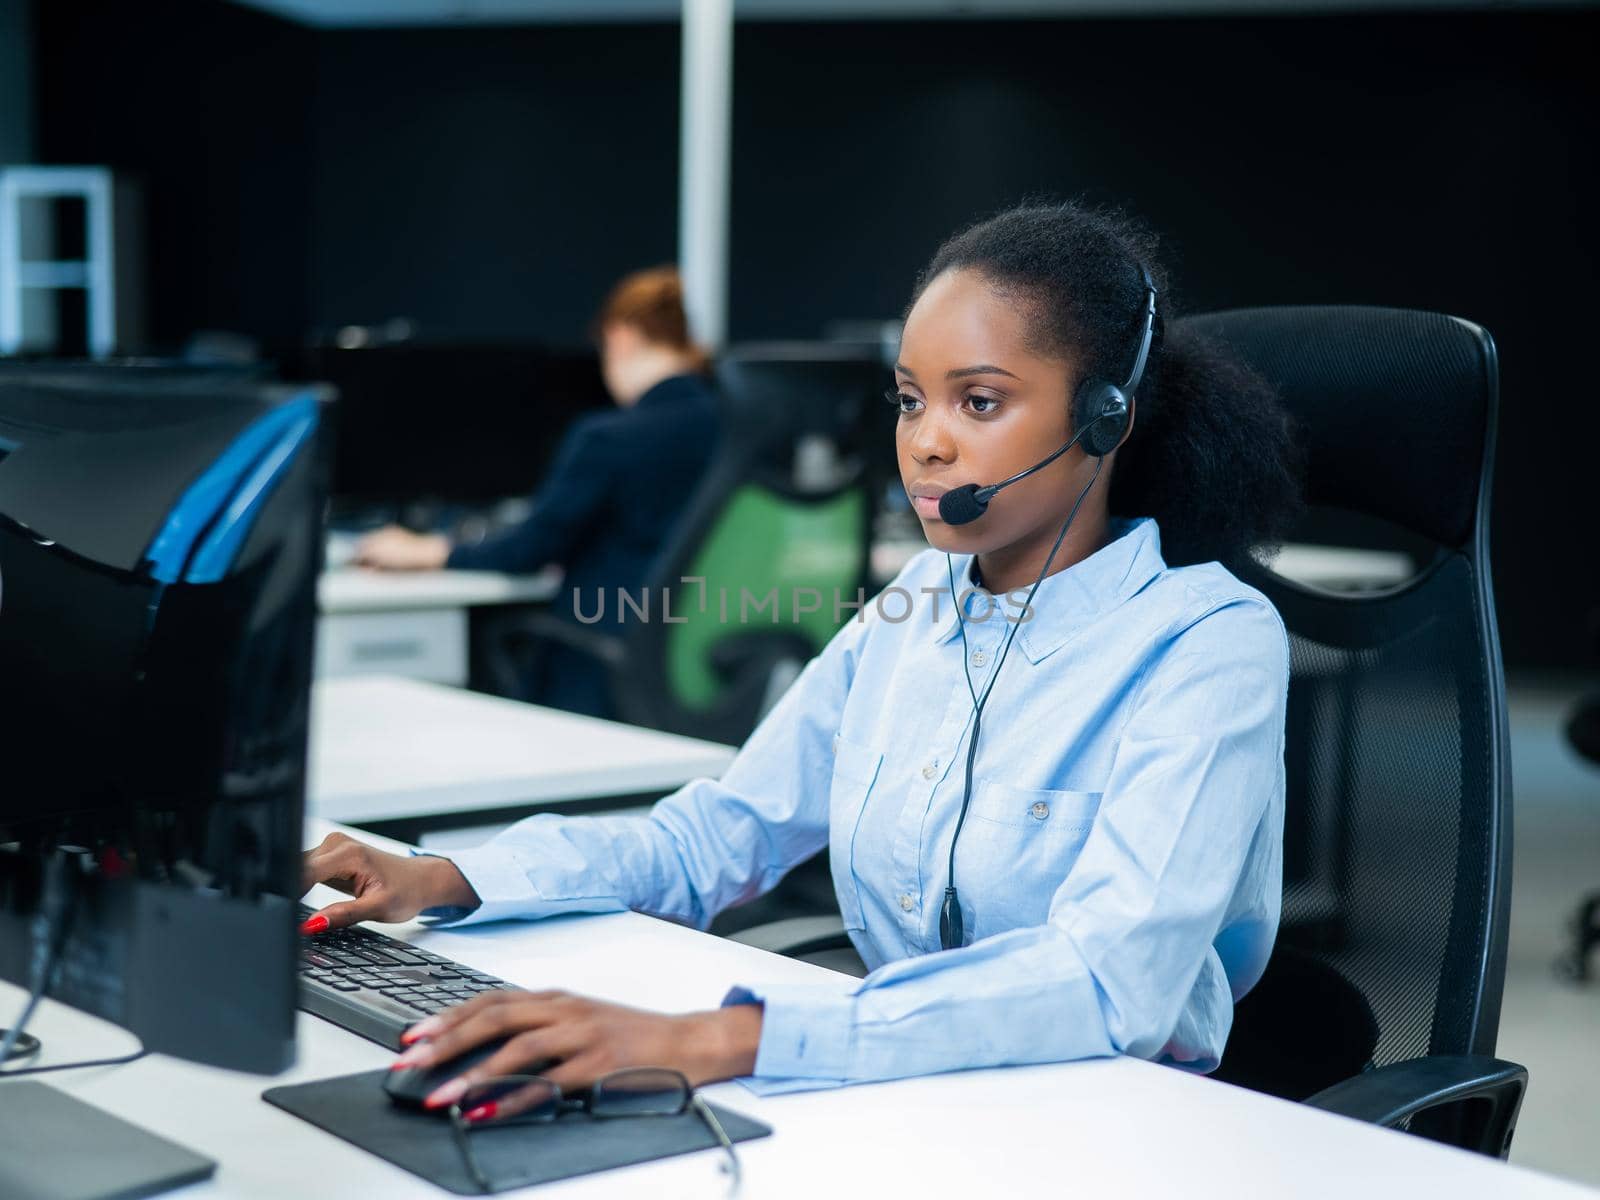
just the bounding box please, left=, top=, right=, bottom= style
left=937, top=262, right=1160, bottom=951
left=1069, top=262, right=1158, bottom=459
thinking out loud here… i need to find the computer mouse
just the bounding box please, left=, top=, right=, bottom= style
left=383, top=1037, right=512, bottom=1110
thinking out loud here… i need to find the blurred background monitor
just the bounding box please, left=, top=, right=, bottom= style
left=283, top=342, right=611, bottom=514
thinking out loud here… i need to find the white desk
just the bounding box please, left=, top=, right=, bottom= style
left=318, top=568, right=563, bottom=616
left=3, top=819, right=1589, bottom=1200
left=309, top=676, right=736, bottom=828
left=316, top=567, right=562, bottom=687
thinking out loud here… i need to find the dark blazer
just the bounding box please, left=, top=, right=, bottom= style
left=447, top=373, right=720, bottom=714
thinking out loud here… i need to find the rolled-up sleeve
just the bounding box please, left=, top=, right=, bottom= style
left=723, top=597, right=1288, bottom=1093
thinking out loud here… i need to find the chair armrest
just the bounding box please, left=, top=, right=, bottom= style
left=1303, top=1053, right=1527, bottom=1158
left=726, top=915, right=852, bottom=958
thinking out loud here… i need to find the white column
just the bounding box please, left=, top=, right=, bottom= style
left=678, top=0, right=733, bottom=351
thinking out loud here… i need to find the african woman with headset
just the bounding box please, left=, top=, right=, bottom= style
left=301, top=202, right=1302, bottom=1104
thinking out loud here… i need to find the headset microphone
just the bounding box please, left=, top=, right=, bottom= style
left=936, top=402, right=1123, bottom=526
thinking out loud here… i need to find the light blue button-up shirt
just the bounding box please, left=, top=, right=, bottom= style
left=434, top=517, right=1289, bottom=1093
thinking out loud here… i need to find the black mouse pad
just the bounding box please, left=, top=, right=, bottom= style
left=263, top=1070, right=771, bottom=1195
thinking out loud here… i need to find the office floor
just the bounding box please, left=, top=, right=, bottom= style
left=1500, top=680, right=1600, bottom=1188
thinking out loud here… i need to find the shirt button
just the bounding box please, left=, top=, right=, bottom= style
left=921, top=760, right=938, bottom=780
left=899, top=893, right=914, bottom=912
left=970, top=649, right=988, bottom=668
left=1031, top=801, right=1050, bottom=820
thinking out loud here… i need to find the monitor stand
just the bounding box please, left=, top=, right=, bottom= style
left=1, top=847, right=213, bottom=1198
left=0, top=1080, right=216, bottom=1200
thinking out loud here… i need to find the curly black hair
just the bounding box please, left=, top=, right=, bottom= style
left=911, top=201, right=1303, bottom=570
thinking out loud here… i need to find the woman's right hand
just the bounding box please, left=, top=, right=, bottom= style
left=300, top=831, right=481, bottom=932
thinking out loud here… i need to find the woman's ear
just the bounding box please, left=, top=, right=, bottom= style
left=1116, top=394, right=1137, bottom=449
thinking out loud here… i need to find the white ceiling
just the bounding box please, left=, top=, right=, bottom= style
left=227, top=0, right=1587, bottom=27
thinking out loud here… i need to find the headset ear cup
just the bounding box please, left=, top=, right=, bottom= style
left=1073, top=380, right=1130, bottom=457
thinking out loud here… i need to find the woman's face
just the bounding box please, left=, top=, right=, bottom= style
left=895, top=268, right=1097, bottom=562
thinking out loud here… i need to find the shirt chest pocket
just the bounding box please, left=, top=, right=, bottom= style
left=960, top=781, right=1104, bottom=936
left=828, top=734, right=883, bottom=932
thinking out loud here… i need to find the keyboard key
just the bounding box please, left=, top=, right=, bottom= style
left=381, top=950, right=431, bottom=966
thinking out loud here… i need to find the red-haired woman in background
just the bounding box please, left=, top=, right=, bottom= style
left=356, top=267, right=719, bottom=717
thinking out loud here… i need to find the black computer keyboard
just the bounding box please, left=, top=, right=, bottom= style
left=296, top=905, right=519, bottom=1051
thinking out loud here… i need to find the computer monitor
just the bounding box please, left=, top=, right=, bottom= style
left=0, top=369, right=330, bottom=1075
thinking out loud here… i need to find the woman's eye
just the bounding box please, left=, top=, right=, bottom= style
left=884, top=389, right=922, bottom=414
left=966, top=393, right=1001, bottom=414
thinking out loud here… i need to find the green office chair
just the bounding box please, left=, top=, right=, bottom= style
left=736, top=307, right=1529, bottom=1159
left=486, top=346, right=885, bottom=746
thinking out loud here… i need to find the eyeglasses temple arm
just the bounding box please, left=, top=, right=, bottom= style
left=690, top=1093, right=743, bottom=1195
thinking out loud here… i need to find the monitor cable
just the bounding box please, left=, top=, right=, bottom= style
left=0, top=847, right=149, bottom=1077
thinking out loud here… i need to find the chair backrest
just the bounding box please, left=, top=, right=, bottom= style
left=610, top=348, right=885, bottom=744
left=1187, top=308, right=1512, bottom=1107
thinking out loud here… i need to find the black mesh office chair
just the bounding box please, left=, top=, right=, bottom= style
left=485, top=346, right=884, bottom=745
left=1191, top=306, right=1524, bottom=1158
left=739, top=306, right=1527, bottom=1157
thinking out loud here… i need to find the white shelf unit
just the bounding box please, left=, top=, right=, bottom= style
left=0, top=165, right=139, bottom=358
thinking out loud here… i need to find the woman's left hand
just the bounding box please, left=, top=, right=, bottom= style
left=392, top=989, right=764, bottom=1110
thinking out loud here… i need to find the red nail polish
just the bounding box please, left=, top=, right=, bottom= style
left=388, top=1059, right=410, bottom=1071
left=465, top=1102, right=498, bottom=1124
left=300, top=914, right=329, bottom=936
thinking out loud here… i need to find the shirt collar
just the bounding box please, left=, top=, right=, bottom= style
left=932, top=516, right=1167, bottom=664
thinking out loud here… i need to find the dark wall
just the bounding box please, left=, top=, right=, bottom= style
left=727, top=12, right=1600, bottom=671
left=33, top=0, right=314, bottom=347
left=0, top=0, right=34, bottom=165
left=308, top=25, right=680, bottom=342
left=29, top=4, right=1598, bottom=667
